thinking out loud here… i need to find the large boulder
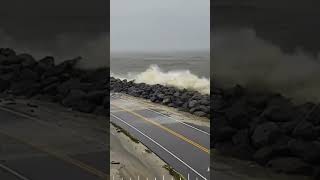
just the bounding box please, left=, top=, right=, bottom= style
left=0, top=55, right=23, bottom=65
left=9, top=80, right=41, bottom=97
left=40, top=76, right=60, bottom=87
left=86, top=90, right=105, bottom=105
left=19, top=69, right=39, bottom=81
left=306, top=104, right=320, bottom=125
left=253, top=137, right=291, bottom=165
left=261, top=105, right=294, bottom=122
left=0, top=48, right=16, bottom=56
left=74, top=100, right=96, bottom=113
left=213, top=115, right=236, bottom=142
left=288, top=139, right=320, bottom=163
left=188, top=100, right=198, bottom=108
left=57, top=79, right=89, bottom=95
left=251, top=122, right=281, bottom=148
left=62, top=89, right=86, bottom=107
left=232, top=129, right=250, bottom=146
left=56, top=57, right=81, bottom=71
left=213, top=126, right=236, bottom=141
left=292, top=120, right=317, bottom=139
left=39, top=56, right=55, bottom=67
left=224, top=100, right=250, bottom=129
left=18, top=54, right=37, bottom=68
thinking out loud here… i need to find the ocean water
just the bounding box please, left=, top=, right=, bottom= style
left=110, top=51, right=210, bottom=94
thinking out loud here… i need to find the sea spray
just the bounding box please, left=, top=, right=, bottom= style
left=213, top=28, right=320, bottom=103
left=111, top=65, right=210, bottom=94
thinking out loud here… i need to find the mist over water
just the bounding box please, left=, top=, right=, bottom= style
left=213, top=28, right=320, bottom=102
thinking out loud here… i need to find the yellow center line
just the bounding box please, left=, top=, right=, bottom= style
left=111, top=103, right=210, bottom=154
left=0, top=131, right=108, bottom=179
left=111, top=107, right=146, bottom=113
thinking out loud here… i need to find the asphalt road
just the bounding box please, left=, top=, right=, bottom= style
left=0, top=104, right=108, bottom=180
left=110, top=95, right=210, bottom=180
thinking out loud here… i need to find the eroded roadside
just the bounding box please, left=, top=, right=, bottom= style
left=110, top=124, right=173, bottom=180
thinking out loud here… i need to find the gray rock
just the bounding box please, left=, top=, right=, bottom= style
left=262, top=105, right=294, bottom=122
left=254, top=146, right=277, bottom=165
left=173, top=92, right=180, bottom=97
left=156, top=93, right=165, bottom=100
left=74, top=100, right=96, bottom=113
left=224, top=100, right=250, bottom=129
left=0, top=48, right=16, bottom=56
left=19, top=69, right=38, bottom=81
left=199, top=99, right=210, bottom=106
left=198, top=105, right=210, bottom=113
left=39, top=56, right=55, bottom=67
left=214, top=126, right=237, bottom=141
left=42, top=82, right=60, bottom=95
left=288, top=139, right=320, bottom=163
left=292, top=120, right=316, bottom=139
left=62, top=89, right=86, bottom=107
left=232, top=129, right=250, bottom=146
left=252, top=122, right=281, bottom=148
left=57, top=79, right=82, bottom=95
left=87, top=90, right=105, bottom=105
left=1, top=55, right=23, bottom=65
left=9, top=80, right=41, bottom=97
left=188, top=100, right=198, bottom=108
left=162, top=97, right=171, bottom=105
left=57, top=57, right=81, bottom=70
left=19, top=54, right=37, bottom=68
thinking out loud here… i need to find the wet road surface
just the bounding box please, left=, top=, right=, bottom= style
left=110, top=94, right=210, bottom=180
left=0, top=103, right=108, bottom=180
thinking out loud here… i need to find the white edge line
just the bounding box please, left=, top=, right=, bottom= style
left=116, top=98, right=210, bottom=136
left=111, top=113, right=207, bottom=180
left=0, top=163, right=31, bottom=180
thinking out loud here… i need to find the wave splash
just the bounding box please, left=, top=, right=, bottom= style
left=111, top=65, right=210, bottom=94
left=213, top=28, right=320, bottom=103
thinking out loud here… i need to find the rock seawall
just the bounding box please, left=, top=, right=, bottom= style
left=110, top=77, right=210, bottom=119
left=213, top=85, right=320, bottom=178
left=0, top=48, right=109, bottom=116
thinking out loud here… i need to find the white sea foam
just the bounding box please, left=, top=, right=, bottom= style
left=112, top=65, right=210, bottom=94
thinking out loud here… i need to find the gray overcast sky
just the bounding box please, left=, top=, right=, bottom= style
left=111, top=0, right=210, bottom=52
